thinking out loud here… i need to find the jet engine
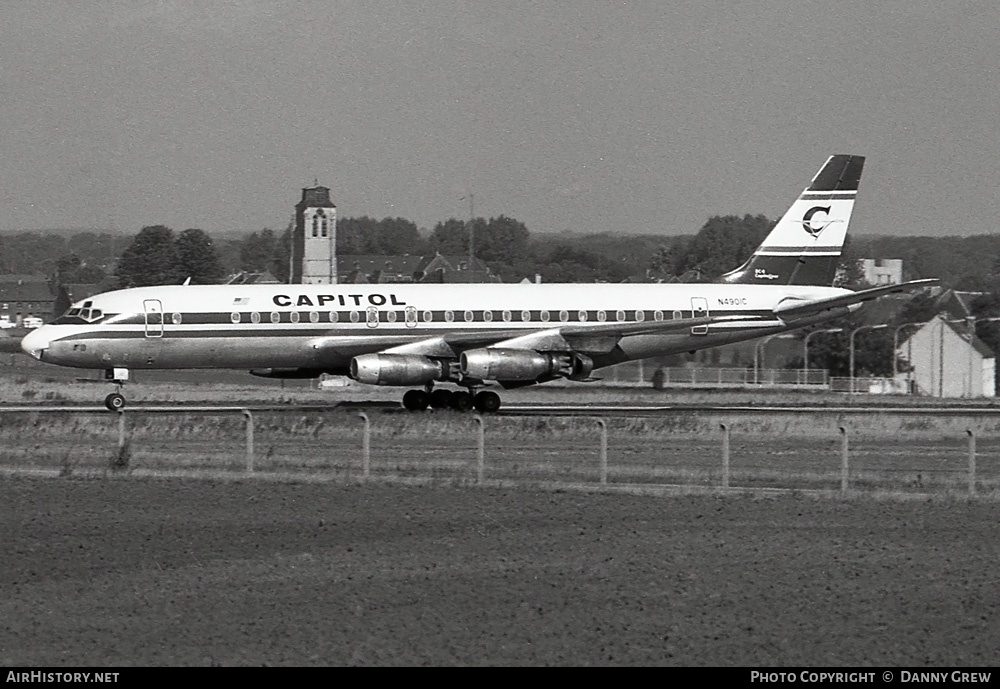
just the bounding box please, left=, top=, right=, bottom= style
left=350, top=354, right=448, bottom=386
left=460, top=348, right=593, bottom=382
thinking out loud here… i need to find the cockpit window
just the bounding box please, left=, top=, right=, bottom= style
left=52, top=304, right=107, bottom=325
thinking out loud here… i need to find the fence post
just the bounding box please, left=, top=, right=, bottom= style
left=839, top=426, right=849, bottom=493
left=473, top=415, right=485, bottom=481
left=358, top=412, right=370, bottom=479
left=967, top=429, right=977, bottom=497
left=596, top=418, right=608, bottom=485
left=720, top=423, right=730, bottom=489
left=241, top=409, right=254, bottom=474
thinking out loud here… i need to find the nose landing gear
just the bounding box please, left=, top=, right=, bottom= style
left=102, top=368, right=129, bottom=411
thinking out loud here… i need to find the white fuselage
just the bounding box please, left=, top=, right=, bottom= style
left=22, top=282, right=849, bottom=375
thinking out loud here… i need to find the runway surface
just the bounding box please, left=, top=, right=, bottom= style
left=4, top=401, right=1000, bottom=416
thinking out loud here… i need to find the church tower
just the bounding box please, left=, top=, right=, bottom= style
left=291, top=185, right=337, bottom=284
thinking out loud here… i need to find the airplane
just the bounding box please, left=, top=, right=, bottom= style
left=21, top=154, right=936, bottom=412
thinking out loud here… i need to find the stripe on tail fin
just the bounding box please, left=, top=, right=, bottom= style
left=720, top=154, right=865, bottom=286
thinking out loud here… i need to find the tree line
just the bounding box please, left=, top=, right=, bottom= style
left=7, top=215, right=1000, bottom=289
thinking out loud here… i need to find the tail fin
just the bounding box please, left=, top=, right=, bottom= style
left=720, top=154, right=865, bottom=286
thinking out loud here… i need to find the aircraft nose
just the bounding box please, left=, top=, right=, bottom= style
left=20, top=327, right=51, bottom=361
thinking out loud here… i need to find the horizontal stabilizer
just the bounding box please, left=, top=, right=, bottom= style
left=773, top=279, right=939, bottom=320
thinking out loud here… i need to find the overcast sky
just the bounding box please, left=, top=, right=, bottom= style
left=1, top=1, right=997, bottom=239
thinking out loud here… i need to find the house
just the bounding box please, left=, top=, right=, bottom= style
left=0, top=275, right=57, bottom=325
left=896, top=314, right=995, bottom=397
left=336, top=253, right=500, bottom=284
left=859, top=258, right=904, bottom=285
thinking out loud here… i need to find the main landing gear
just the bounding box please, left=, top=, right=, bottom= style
left=401, top=387, right=502, bottom=413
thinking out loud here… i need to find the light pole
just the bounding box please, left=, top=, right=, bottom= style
left=803, top=328, right=843, bottom=379
left=754, top=333, right=796, bottom=385
left=460, top=193, right=475, bottom=270
left=849, top=324, right=889, bottom=394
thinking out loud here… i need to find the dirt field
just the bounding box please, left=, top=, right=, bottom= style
left=2, top=476, right=999, bottom=666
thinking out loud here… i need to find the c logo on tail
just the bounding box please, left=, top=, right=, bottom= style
left=801, top=206, right=832, bottom=237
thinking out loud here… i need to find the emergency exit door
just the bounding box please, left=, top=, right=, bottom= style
left=690, top=297, right=709, bottom=335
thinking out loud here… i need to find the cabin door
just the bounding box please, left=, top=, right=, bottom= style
left=143, top=299, right=164, bottom=338
left=690, top=297, right=709, bottom=335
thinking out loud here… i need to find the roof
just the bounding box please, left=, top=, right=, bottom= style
left=0, top=281, right=54, bottom=302
left=227, top=270, right=281, bottom=285
left=900, top=314, right=995, bottom=359
left=934, top=289, right=984, bottom=320
left=336, top=253, right=497, bottom=283
left=337, top=255, right=425, bottom=277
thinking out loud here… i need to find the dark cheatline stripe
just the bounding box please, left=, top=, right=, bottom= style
left=800, top=192, right=856, bottom=201
left=757, top=246, right=841, bottom=254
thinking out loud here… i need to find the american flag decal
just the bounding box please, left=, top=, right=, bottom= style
left=233, top=297, right=249, bottom=305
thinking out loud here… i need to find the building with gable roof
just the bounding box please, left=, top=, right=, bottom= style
left=896, top=314, right=995, bottom=397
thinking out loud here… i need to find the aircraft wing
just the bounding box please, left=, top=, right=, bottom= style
left=379, top=313, right=761, bottom=358
left=773, top=278, right=939, bottom=321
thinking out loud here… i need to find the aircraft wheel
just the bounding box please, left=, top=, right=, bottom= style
left=104, top=393, right=126, bottom=412
left=430, top=389, right=453, bottom=409
left=474, top=391, right=502, bottom=413
left=402, top=389, right=430, bottom=411
left=449, top=391, right=473, bottom=412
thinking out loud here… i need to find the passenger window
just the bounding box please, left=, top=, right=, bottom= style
left=386, top=310, right=397, bottom=323
left=270, top=311, right=281, bottom=324
left=445, top=310, right=454, bottom=322
left=464, top=310, right=474, bottom=322
left=350, top=311, right=360, bottom=323
left=171, top=312, right=182, bottom=325
left=673, top=310, right=682, bottom=320
left=616, top=310, right=626, bottom=322
left=423, top=310, right=433, bottom=322
left=578, top=310, right=588, bottom=322
left=251, top=312, right=261, bottom=324
left=309, top=311, right=319, bottom=323
left=540, top=310, right=550, bottom=322
left=653, top=310, right=664, bottom=322
left=231, top=312, right=241, bottom=324
left=559, top=310, right=569, bottom=322
left=483, top=310, right=493, bottom=322
left=290, top=312, right=300, bottom=324
left=521, top=310, right=531, bottom=322
left=502, top=310, right=512, bottom=322
left=635, top=310, right=645, bottom=322
left=329, top=311, right=339, bottom=323
left=597, top=310, right=607, bottom=322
